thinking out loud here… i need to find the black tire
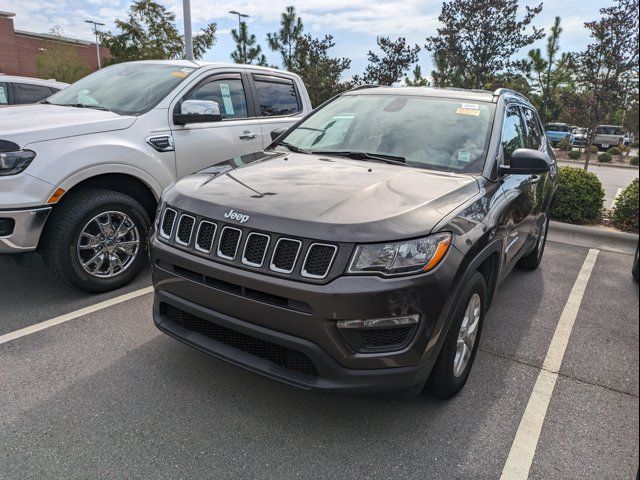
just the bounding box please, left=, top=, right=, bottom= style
left=427, top=271, right=486, bottom=399
left=633, top=243, right=639, bottom=283
left=41, top=188, right=151, bottom=293
left=518, top=212, right=549, bottom=270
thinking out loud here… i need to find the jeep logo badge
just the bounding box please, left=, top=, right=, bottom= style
left=224, top=209, right=249, bottom=224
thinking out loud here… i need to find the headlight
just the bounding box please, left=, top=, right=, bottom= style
left=0, top=150, right=36, bottom=176
left=348, top=232, right=452, bottom=276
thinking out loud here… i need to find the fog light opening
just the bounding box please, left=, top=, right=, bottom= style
left=336, top=314, right=421, bottom=330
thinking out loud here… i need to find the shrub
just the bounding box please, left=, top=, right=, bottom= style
left=551, top=166, right=604, bottom=224
left=598, top=152, right=612, bottom=162
left=607, top=146, right=622, bottom=155
left=630, top=156, right=639, bottom=166
left=557, top=138, right=572, bottom=151
left=631, top=140, right=639, bottom=148
left=588, top=145, right=599, bottom=154
left=567, top=150, right=582, bottom=160
left=611, top=178, right=639, bottom=233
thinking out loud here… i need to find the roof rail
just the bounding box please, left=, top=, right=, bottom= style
left=350, top=84, right=382, bottom=91
left=494, top=88, right=529, bottom=102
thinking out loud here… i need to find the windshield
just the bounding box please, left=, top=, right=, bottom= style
left=547, top=124, right=570, bottom=132
left=596, top=126, right=623, bottom=135
left=276, top=94, right=496, bottom=173
left=47, top=63, right=195, bottom=115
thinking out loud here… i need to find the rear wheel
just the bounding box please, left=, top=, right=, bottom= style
left=41, top=189, right=150, bottom=293
left=518, top=212, right=549, bottom=270
left=427, top=271, right=486, bottom=398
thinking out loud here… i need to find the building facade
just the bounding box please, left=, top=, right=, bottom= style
left=0, top=11, right=109, bottom=79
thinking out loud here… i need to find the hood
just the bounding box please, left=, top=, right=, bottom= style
left=163, top=152, right=480, bottom=242
left=0, top=104, right=136, bottom=146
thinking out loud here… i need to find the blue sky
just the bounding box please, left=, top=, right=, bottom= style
left=2, top=0, right=611, bottom=78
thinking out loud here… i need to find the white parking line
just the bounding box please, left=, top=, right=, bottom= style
left=610, top=187, right=623, bottom=209
left=500, top=248, right=599, bottom=480
left=0, top=286, right=154, bottom=346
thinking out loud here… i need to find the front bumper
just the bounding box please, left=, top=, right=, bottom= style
left=151, top=234, right=463, bottom=393
left=0, top=207, right=51, bottom=253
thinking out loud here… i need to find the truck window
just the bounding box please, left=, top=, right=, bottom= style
left=14, top=83, right=53, bottom=104
left=501, top=107, right=526, bottom=164
left=522, top=108, right=543, bottom=150
left=186, top=78, right=248, bottom=119
left=0, top=83, right=7, bottom=104
left=253, top=76, right=300, bottom=116
left=596, top=126, right=622, bottom=135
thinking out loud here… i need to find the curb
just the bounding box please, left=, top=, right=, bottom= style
left=557, top=159, right=639, bottom=170
left=549, top=221, right=638, bottom=255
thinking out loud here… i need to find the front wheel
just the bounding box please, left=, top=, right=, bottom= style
left=426, top=271, right=486, bottom=398
left=41, top=189, right=151, bottom=293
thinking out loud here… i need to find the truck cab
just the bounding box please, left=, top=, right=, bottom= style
left=593, top=125, right=624, bottom=151
left=0, top=60, right=311, bottom=292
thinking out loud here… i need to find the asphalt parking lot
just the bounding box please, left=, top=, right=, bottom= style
left=1, top=237, right=638, bottom=479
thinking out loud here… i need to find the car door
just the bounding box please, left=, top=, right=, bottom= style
left=171, top=71, right=263, bottom=178
left=499, top=105, right=536, bottom=267
left=249, top=73, right=304, bottom=147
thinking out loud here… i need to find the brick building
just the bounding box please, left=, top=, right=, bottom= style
left=0, top=11, right=109, bottom=78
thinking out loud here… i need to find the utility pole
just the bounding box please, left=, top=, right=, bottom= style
left=184, top=0, right=194, bottom=60
left=84, top=20, right=105, bottom=69
left=229, top=10, right=249, bottom=63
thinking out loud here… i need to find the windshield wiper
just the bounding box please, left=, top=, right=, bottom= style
left=310, top=151, right=407, bottom=166
left=272, top=140, right=310, bottom=154
left=57, top=103, right=111, bottom=112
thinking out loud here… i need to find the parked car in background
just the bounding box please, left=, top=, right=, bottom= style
left=0, top=74, right=68, bottom=105
left=622, top=132, right=634, bottom=146
left=545, top=122, right=573, bottom=146
left=572, top=127, right=589, bottom=147
left=593, top=125, right=624, bottom=150
left=0, top=60, right=312, bottom=292
left=151, top=87, right=557, bottom=396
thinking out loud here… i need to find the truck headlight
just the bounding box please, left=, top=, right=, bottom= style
left=0, top=150, right=36, bottom=176
left=348, top=232, right=452, bottom=276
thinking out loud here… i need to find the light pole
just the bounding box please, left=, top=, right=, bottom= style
left=229, top=10, right=249, bottom=63
left=84, top=20, right=105, bottom=69
left=183, top=0, right=194, bottom=60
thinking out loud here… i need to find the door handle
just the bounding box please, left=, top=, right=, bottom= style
left=239, top=131, right=257, bottom=140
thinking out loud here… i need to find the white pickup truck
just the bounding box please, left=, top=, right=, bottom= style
left=0, top=60, right=311, bottom=292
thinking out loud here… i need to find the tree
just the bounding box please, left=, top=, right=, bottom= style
left=351, top=36, right=420, bottom=86
left=404, top=65, right=430, bottom=86
left=574, top=0, right=639, bottom=168
left=99, top=0, right=216, bottom=63
left=425, top=0, right=544, bottom=89
left=291, top=34, right=351, bottom=106
left=231, top=22, right=267, bottom=66
left=36, top=27, right=90, bottom=83
left=267, top=6, right=304, bottom=70
left=525, top=17, right=574, bottom=121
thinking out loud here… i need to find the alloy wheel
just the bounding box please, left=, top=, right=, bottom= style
left=453, top=293, right=481, bottom=378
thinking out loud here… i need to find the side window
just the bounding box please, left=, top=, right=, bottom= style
left=0, top=83, right=8, bottom=105
left=523, top=108, right=543, bottom=149
left=253, top=76, right=300, bottom=116
left=185, top=78, right=248, bottom=119
left=13, top=83, right=53, bottom=104
left=501, top=106, right=526, bottom=164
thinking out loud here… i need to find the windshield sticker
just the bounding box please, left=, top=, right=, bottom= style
left=171, top=71, right=188, bottom=78
left=456, top=107, right=480, bottom=116
left=461, top=103, right=479, bottom=110
left=219, top=83, right=235, bottom=115
left=457, top=151, right=471, bottom=163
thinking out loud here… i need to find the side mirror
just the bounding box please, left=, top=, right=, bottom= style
left=174, top=99, right=222, bottom=125
left=270, top=127, right=288, bottom=141
left=499, top=148, right=550, bottom=175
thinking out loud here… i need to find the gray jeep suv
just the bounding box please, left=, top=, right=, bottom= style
left=150, top=86, right=556, bottom=397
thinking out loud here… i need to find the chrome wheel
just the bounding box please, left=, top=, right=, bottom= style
left=454, top=293, right=481, bottom=378
left=76, top=211, right=140, bottom=278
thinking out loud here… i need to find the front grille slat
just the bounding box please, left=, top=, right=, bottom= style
left=160, top=208, right=177, bottom=238
left=163, top=304, right=319, bottom=377
left=302, top=243, right=337, bottom=279
left=195, top=221, right=217, bottom=253
left=242, top=233, right=270, bottom=267
left=270, top=238, right=302, bottom=273
left=176, top=214, right=195, bottom=245
left=217, top=227, right=242, bottom=260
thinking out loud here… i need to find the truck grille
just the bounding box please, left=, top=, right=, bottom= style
left=162, top=304, right=319, bottom=377
left=158, top=205, right=338, bottom=280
